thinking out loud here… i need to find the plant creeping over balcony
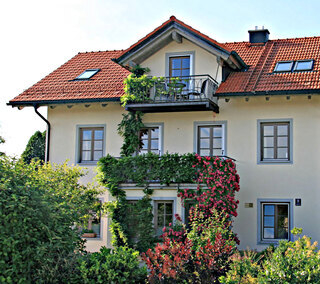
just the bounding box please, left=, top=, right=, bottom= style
left=97, top=153, right=240, bottom=252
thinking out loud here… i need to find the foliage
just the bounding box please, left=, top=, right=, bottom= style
left=121, top=74, right=187, bottom=107
left=76, top=246, right=147, bottom=284
left=130, top=64, right=150, bottom=77
left=0, top=156, right=101, bottom=283
left=0, top=135, right=5, bottom=156
left=142, top=207, right=237, bottom=283
left=118, top=111, right=144, bottom=157
left=21, top=130, right=46, bottom=163
left=220, top=228, right=320, bottom=284
left=97, top=153, right=239, bottom=255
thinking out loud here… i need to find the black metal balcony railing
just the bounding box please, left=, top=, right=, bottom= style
left=128, top=74, right=219, bottom=104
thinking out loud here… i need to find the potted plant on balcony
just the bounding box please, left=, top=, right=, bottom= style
left=81, top=228, right=97, bottom=238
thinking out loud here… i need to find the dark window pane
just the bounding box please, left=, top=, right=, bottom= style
left=264, top=205, right=275, bottom=215
left=82, top=130, right=92, bottom=140
left=157, top=203, right=164, bottom=215
left=277, top=228, right=288, bottom=239
left=277, top=205, right=288, bottom=216
left=157, top=215, right=163, bottom=226
left=165, top=215, right=172, bottom=226
left=166, top=203, right=173, bottom=214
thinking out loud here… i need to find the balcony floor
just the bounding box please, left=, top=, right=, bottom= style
left=125, top=100, right=219, bottom=113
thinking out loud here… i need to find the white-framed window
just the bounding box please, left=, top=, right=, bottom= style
left=194, top=121, right=227, bottom=156
left=75, top=124, right=106, bottom=164
left=154, top=200, right=174, bottom=237
left=258, top=199, right=293, bottom=244
left=138, top=123, right=163, bottom=155
left=257, top=119, right=293, bottom=164
left=165, top=51, right=195, bottom=77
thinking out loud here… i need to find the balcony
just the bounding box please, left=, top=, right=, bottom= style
left=125, top=75, right=219, bottom=113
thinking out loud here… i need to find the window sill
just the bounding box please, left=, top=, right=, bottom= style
left=258, top=160, right=293, bottom=165
left=83, top=237, right=102, bottom=241
left=258, top=239, right=288, bottom=245
left=77, top=161, right=99, bottom=166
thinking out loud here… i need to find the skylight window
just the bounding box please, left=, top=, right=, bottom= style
left=293, top=60, right=314, bottom=71
left=274, top=61, right=294, bottom=72
left=75, top=69, right=100, bottom=80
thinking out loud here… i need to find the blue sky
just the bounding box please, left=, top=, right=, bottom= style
left=1, top=0, right=320, bottom=156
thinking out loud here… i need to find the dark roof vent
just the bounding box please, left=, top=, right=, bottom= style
left=248, top=26, right=270, bottom=44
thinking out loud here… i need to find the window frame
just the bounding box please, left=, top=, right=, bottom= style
left=75, top=124, right=106, bottom=165
left=194, top=121, right=227, bottom=157
left=137, top=123, right=164, bottom=155
left=273, top=61, right=294, bottom=73
left=293, top=59, right=314, bottom=72
left=165, top=51, right=195, bottom=77
left=154, top=200, right=174, bottom=237
left=257, top=119, right=293, bottom=164
left=257, top=199, right=293, bottom=244
left=74, top=69, right=100, bottom=80
left=82, top=197, right=104, bottom=240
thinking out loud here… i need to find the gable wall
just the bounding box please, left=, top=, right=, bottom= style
left=140, top=38, right=222, bottom=82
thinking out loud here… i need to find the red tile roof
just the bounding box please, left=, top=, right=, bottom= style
left=117, top=16, right=232, bottom=61
left=9, top=21, right=320, bottom=106
left=217, top=37, right=320, bottom=95
left=9, top=50, right=130, bottom=105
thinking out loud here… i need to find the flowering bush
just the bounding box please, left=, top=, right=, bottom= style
left=142, top=208, right=237, bottom=283
left=220, top=228, right=320, bottom=284
left=178, top=155, right=240, bottom=218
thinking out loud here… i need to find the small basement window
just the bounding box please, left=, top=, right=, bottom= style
left=274, top=61, right=294, bottom=72
left=75, top=69, right=100, bottom=80
left=293, top=60, right=314, bottom=71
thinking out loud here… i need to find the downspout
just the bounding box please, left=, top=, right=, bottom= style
left=33, top=105, right=50, bottom=162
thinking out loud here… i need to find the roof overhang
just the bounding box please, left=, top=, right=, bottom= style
left=7, top=97, right=120, bottom=108
left=115, top=20, right=246, bottom=70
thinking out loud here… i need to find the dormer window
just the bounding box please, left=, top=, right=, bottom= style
left=75, top=69, right=100, bottom=80
left=293, top=60, right=314, bottom=71
left=274, top=61, right=294, bottom=72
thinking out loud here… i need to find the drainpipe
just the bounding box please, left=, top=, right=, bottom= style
left=33, top=105, right=50, bottom=162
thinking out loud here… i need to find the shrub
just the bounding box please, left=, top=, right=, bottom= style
left=0, top=157, right=101, bottom=283
left=142, top=207, right=237, bottom=283
left=21, top=130, right=46, bottom=163
left=220, top=229, right=320, bottom=284
left=77, top=246, right=147, bottom=283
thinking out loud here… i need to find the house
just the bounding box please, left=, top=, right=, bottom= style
left=8, top=16, right=320, bottom=252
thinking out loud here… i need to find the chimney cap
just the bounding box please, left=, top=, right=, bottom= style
left=248, top=28, right=270, bottom=34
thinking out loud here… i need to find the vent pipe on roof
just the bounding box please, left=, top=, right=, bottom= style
left=248, top=27, right=270, bottom=44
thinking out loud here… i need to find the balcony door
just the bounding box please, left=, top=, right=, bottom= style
left=169, top=56, right=190, bottom=78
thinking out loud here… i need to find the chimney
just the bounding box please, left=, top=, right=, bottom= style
left=248, top=26, right=270, bottom=44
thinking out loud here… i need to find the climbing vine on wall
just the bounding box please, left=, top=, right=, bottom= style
left=97, top=153, right=240, bottom=252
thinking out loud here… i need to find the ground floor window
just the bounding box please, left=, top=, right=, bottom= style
left=260, top=201, right=290, bottom=242
left=154, top=200, right=173, bottom=237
